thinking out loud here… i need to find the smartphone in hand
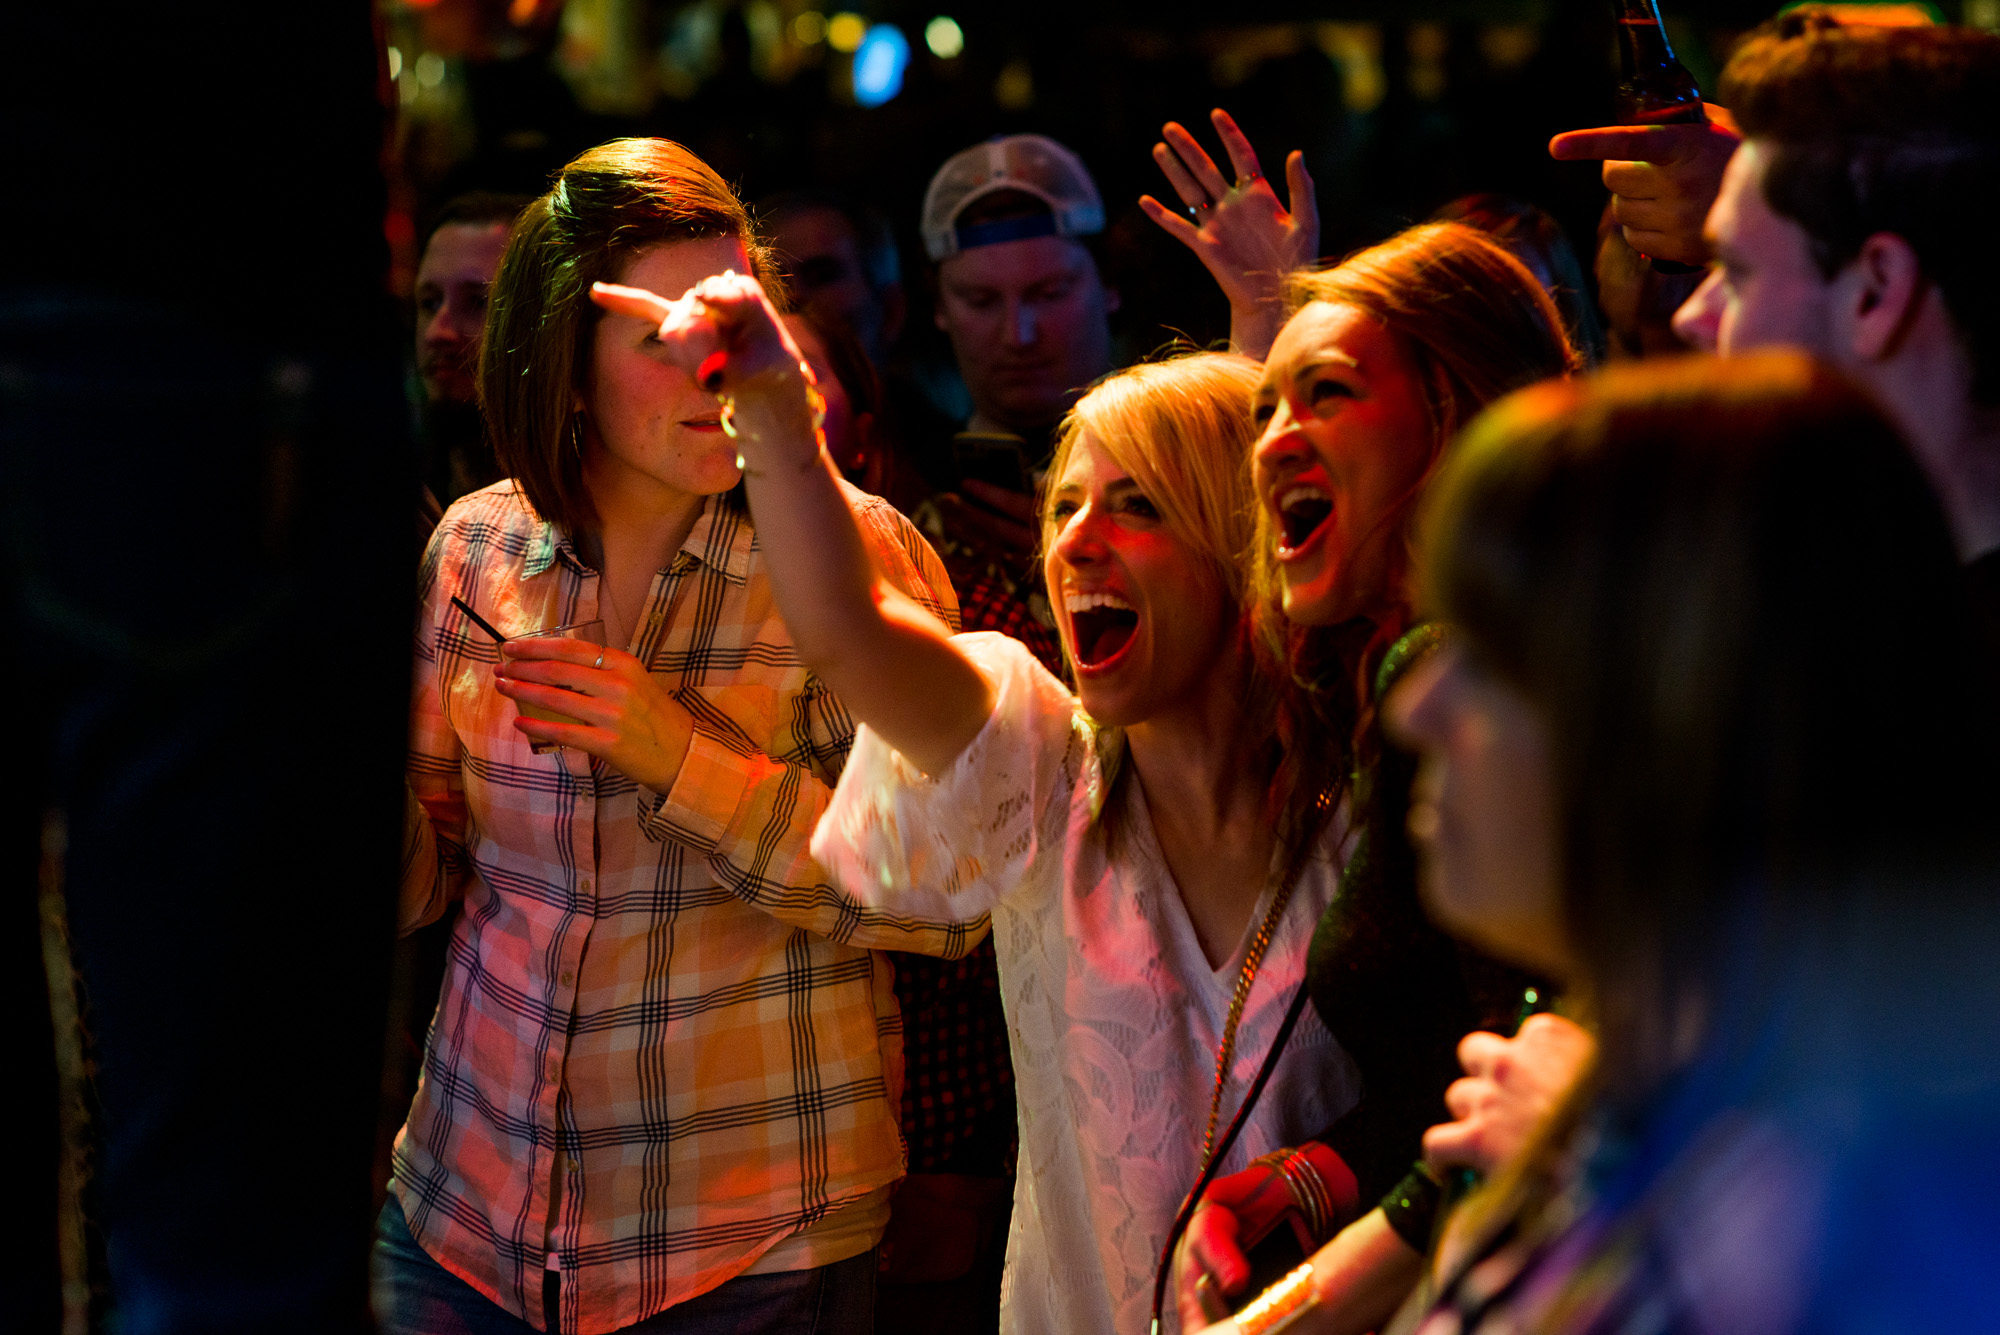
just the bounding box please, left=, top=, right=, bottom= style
left=951, top=432, right=1033, bottom=500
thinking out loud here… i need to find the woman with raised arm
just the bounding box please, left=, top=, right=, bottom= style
left=598, top=265, right=1371, bottom=1335
left=1142, top=132, right=1583, bottom=1328
left=383, top=139, right=971, bottom=1335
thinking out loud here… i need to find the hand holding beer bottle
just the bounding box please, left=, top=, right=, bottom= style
left=1549, top=0, right=1741, bottom=268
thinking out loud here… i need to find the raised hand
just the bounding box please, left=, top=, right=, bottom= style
left=1549, top=105, right=1741, bottom=266
left=496, top=636, right=694, bottom=791
left=1139, top=108, right=1320, bottom=360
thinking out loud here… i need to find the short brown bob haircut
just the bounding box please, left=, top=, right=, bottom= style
left=480, top=138, right=782, bottom=532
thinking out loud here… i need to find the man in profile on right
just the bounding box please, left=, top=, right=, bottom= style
left=1556, top=12, right=2000, bottom=619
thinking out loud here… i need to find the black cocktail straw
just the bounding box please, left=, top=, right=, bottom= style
left=450, top=595, right=507, bottom=642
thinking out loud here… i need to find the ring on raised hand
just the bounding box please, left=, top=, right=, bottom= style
left=1236, top=171, right=1262, bottom=188
left=593, top=649, right=606, bottom=669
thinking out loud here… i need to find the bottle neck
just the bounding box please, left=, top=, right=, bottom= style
left=1610, top=0, right=1703, bottom=122
left=1613, top=0, right=1679, bottom=70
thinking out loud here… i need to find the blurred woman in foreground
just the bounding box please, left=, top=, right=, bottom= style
left=1376, top=352, right=2000, bottom=1332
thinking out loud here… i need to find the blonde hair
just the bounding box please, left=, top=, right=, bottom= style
left=1040, top=350, right=1263, bottom=604
left=1040, top=351, right=1337, bottom=851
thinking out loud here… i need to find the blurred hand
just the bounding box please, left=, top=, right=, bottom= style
left=1549, top=105, right=1741, bottom=266
left=934, top=479, right=1039, bottom=562
left=1140, top=108, right=1319, bottom=359
left=496, top=637, right=694, bottom=791
left=1422, top=1013, right=1594, bottom=1177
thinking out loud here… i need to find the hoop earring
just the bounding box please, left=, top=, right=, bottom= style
left=567, top=412, right=585, bottom=457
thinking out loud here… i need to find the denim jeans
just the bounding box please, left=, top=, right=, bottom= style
left=373, top=1195, right=877, bottom=1335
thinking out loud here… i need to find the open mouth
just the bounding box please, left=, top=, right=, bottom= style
left=683, top=416, right=724, bottom=432
left=1065, top=589, right=1139, bottom=669
left=1275, top=483, right=1334, bottom=553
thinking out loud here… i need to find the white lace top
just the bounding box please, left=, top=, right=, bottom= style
left=813, top=633, right=1362, bottom=1335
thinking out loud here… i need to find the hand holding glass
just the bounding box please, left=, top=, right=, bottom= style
left=499, top=620, right=607, bottom=755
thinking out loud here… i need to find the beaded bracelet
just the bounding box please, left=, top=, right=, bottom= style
left=1232, top=1261, right=1319, bottom=1335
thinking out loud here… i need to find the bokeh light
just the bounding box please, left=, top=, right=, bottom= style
left=924, top=16, right=965, bottom=59
left=852, top=22, right=909, bottom=105
left=793, top=11, right=827, bottom=45
left=827, top=12, right=867, bottom=53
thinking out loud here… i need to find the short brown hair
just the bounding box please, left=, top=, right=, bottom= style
left=420, top=190, right=532, bottom=256
left=480, top=138, right=782, bottom=531
left=1722, top=15, right=2000, bottom=400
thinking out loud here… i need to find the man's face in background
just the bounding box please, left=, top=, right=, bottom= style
left=415, top=220, right=511, bottom=405
left=934, top=234, right=1116, bottom=434
left=768, top=204, right=901, bottom=364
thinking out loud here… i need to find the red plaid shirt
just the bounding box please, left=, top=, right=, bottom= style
left=398, top=481, right=978, bottom=1333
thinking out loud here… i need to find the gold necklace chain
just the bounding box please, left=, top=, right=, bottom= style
left=596, top=572, right=633, bottom=650
left=1199, top=835, right=1316, bottom=1168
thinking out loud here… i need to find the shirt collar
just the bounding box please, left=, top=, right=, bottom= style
left=522, top=489, right=753, bottom=586
left=680, top=489, right=755, bottom=585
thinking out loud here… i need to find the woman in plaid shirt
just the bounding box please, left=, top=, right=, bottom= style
left=380, top=139, right=972, bottom=1335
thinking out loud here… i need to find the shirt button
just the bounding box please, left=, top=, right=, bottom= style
left=569, top=1158, right=581, bottom=1172
left=560, top=972, right=575, bottom=987
left=580, top=878, right=593, bottom=893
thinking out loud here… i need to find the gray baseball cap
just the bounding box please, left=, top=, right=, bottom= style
left=920, top=134, right=1106, bottom=261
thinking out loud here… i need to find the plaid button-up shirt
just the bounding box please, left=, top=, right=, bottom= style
left=396, top=481, right=980, bottom=1334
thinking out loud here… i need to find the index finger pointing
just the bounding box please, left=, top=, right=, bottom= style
left=589, top=280, right=678, bottom=325
left=501, top=635, right=608, bottom=665
left=1549, top=125, right=1682, bottom=163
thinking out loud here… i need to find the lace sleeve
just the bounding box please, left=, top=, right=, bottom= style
left=811, top=631, right=1083, bottom=921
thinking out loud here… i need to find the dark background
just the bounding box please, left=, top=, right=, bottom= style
left=387, top=0, right=1968, bottom=393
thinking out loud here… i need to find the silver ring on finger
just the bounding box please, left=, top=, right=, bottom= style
left=593, top=649, right=606, bottom=669
left=1235, top=172, right=1262, bottom=189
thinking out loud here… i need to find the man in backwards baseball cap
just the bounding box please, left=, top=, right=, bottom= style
left=923, top=134, right=1119, bottom=447
left=869, top=140, right=1121, bottom=1330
